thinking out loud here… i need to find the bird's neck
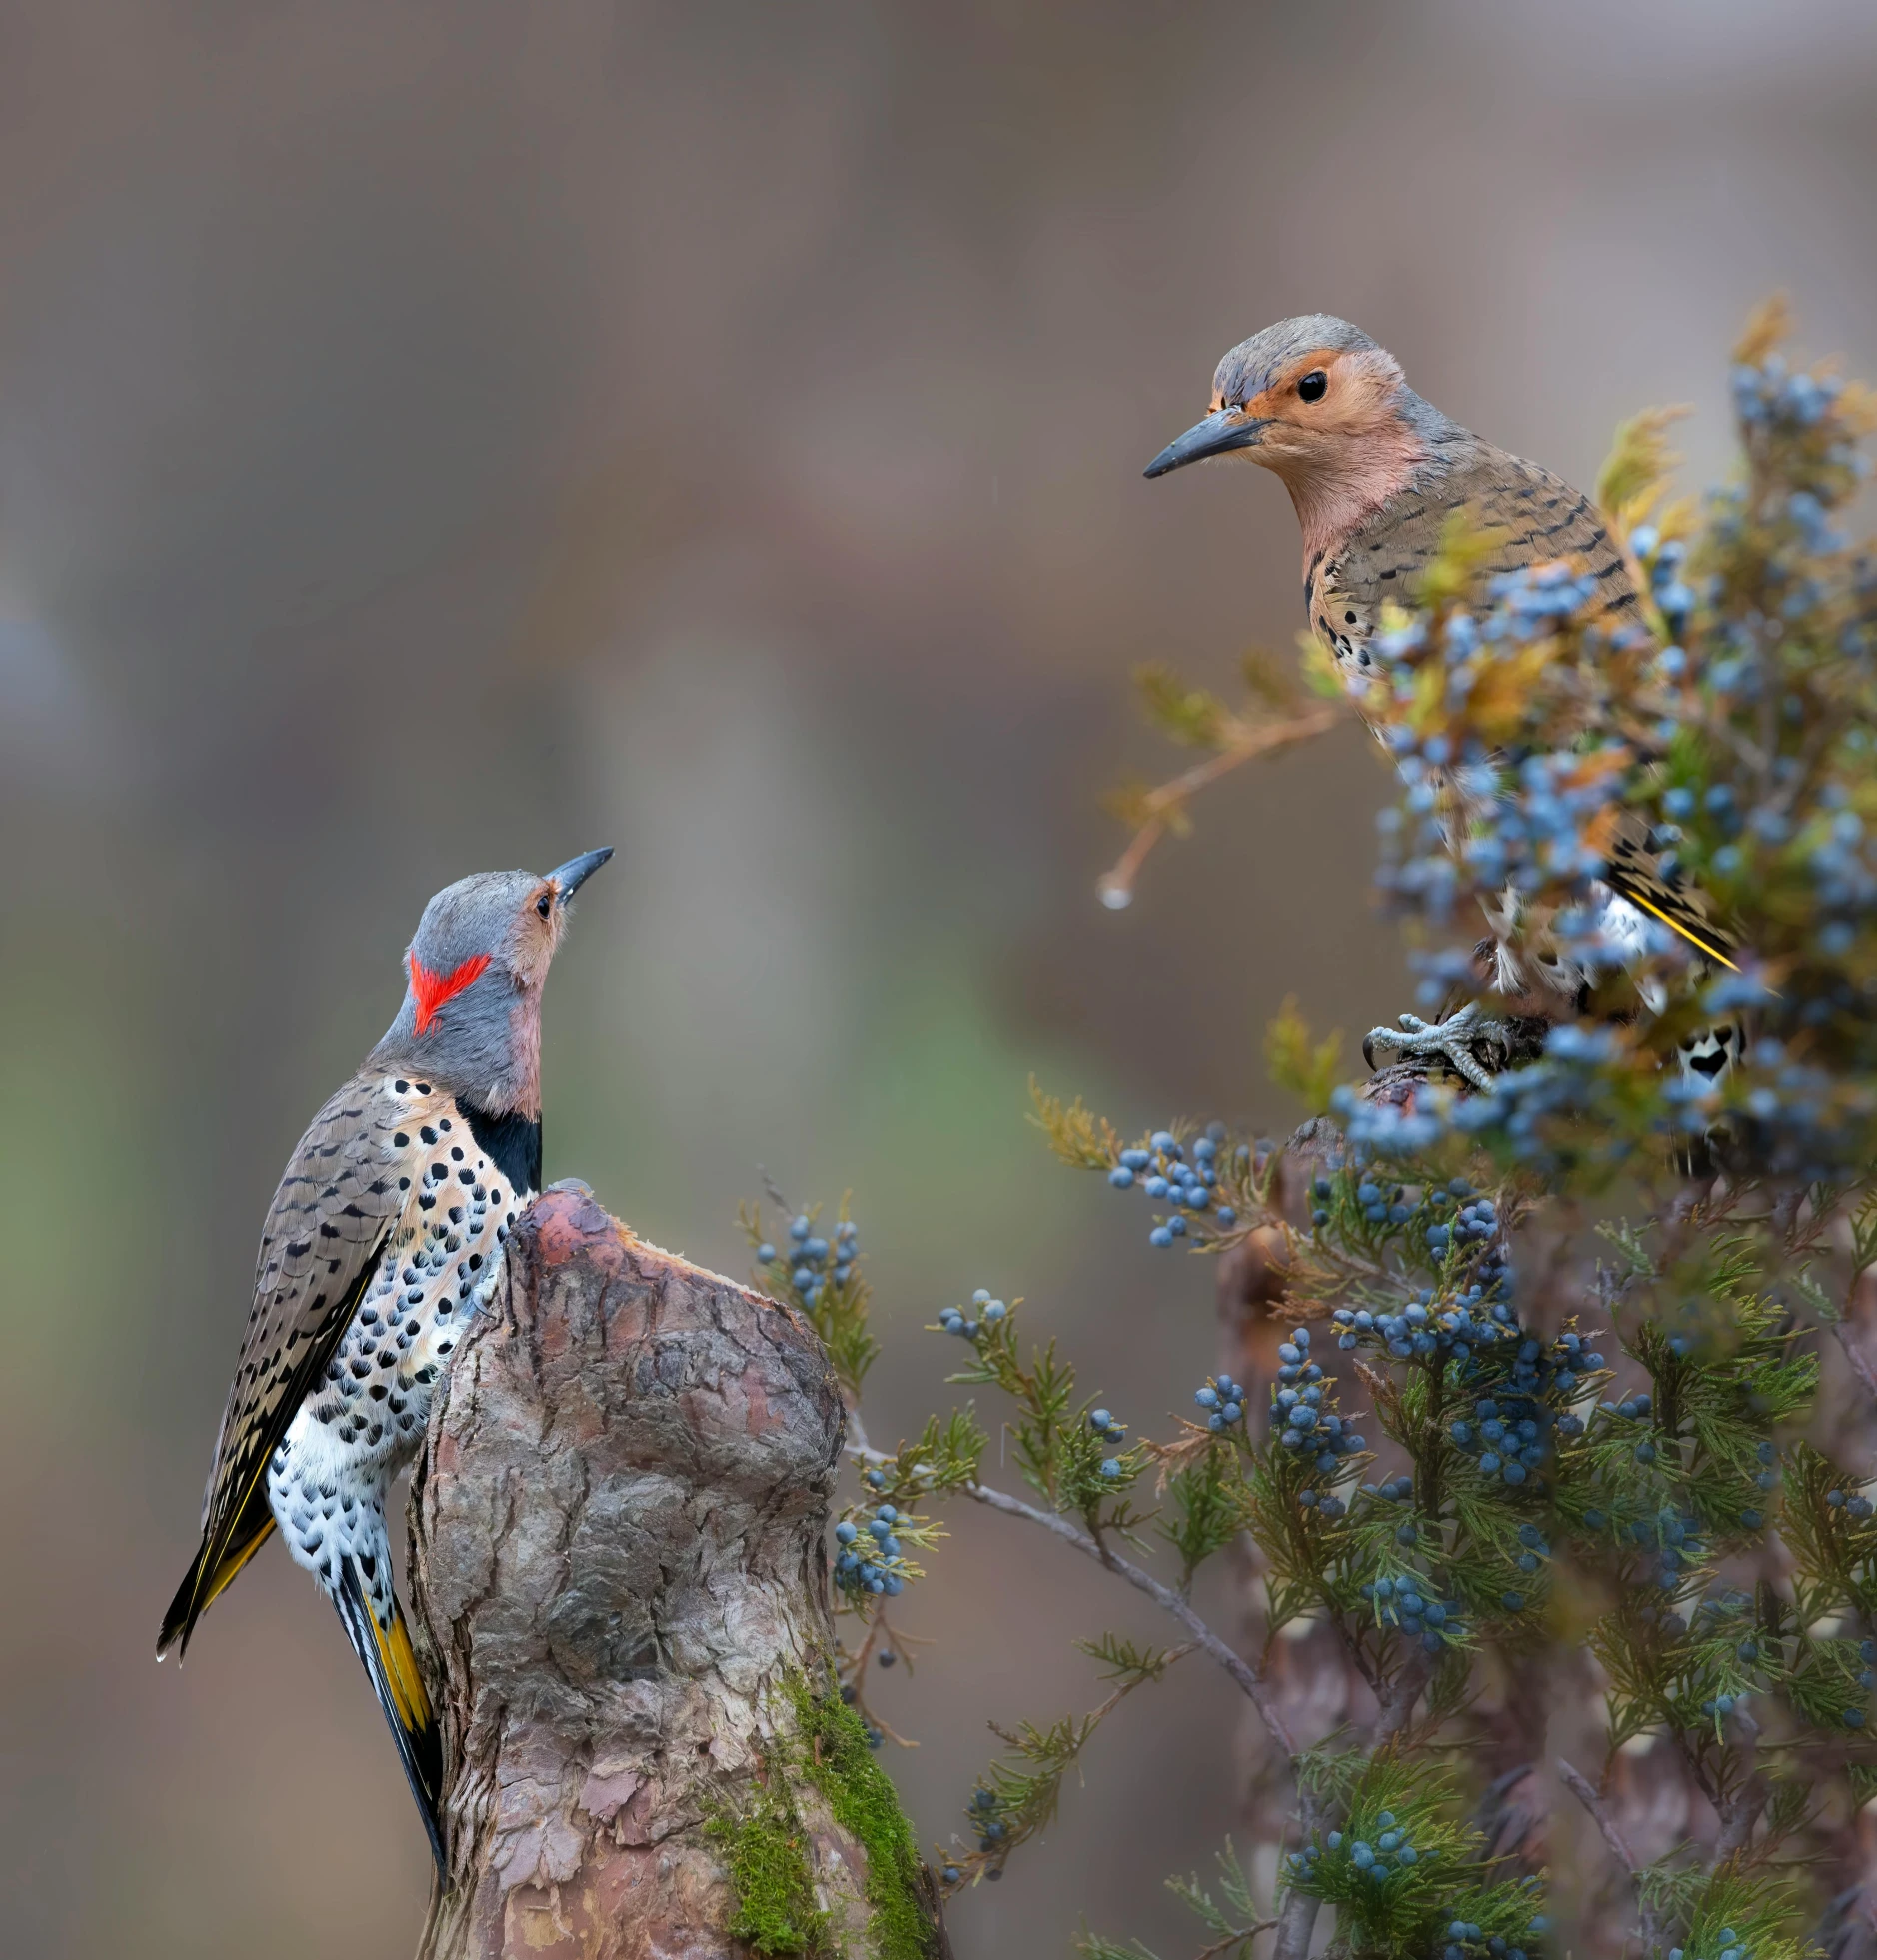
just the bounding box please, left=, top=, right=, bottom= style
left=371, top=984, right=545, bottom=1121
left=1278, top=423, right=1432, bottom=566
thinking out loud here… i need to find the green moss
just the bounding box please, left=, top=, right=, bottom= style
left=707, top=1782, right=830, bottom=1958
left=791, top=1676, right=941, bottom=1960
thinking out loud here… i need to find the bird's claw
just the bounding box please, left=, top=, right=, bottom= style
left=1362, top=1002, right=1504, bottom=1092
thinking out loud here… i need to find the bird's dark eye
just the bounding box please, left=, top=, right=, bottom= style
left=1297, top=370, right=1327, bottom=403
left=536, top=892, right=553, bottom=919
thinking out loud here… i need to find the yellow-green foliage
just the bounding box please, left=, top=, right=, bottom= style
left=1596, top=403, right=1691, bottom=533
left=1133, top=662, right=1230, bottom=748
left=1264, top=995, right=1345, bottom=1112
left=1027, top=1076, right=1122, bottom=1171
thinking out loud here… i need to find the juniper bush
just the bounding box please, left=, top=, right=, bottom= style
left=735, top=305, right=1877, bottom=1960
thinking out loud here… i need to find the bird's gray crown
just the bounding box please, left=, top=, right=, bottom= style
left=1212, top=315, right=1382, bottom=405
left=409, top=870, right=542, bottom=978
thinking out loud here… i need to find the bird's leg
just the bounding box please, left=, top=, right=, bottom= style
left=1362, top=1001, right=1508, bottom=1092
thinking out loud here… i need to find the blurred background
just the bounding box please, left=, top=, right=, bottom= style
left=2, top=3, right=1876, bottom=1954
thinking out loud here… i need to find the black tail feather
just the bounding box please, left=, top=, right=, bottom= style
left=157, top=1506, right=276, bottom=1660
left=331, top=1561, right=447, bottom=1874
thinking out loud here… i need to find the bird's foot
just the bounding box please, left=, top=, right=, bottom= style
left=1362, top=1002, right=1507, bottom=1092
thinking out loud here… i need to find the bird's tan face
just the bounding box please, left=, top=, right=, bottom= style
left=502, top=875, right=574, bottom=992
left=1209, top=346, right=1412, bottom=487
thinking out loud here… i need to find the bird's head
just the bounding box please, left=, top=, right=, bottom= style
left=375, top=848, right=613, bottom=1112
left=1144, top=317, right=1428, bottom=547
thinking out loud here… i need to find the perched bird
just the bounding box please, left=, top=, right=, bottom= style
left=1144, top=314, right=1735, bottom=1089
left=158, top=849, right=613, bottom=1868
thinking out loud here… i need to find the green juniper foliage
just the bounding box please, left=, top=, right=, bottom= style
left=741, top=307, right=1877, bottom=1957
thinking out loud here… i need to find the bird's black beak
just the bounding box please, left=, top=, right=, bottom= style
left=549, top=847, right=614, bottom=902
left=1143, top=409, right=1268, bottom=480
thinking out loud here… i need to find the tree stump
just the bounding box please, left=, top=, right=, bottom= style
left=408, top=1182, right=949, bottom=1960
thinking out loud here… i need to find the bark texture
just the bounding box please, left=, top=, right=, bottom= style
left=408, top=1182, right=947, bottom=1960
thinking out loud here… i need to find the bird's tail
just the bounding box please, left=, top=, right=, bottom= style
left=157, top=1498, right=276, bottom=1659
left=331, top=1554, right=447, bottom=1874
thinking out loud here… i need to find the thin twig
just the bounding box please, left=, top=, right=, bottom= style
left=1558, top=1757, right=1640, bottom=1872
left=1558, top=1757, right=1661, bottom=1948
left=1831, top=1321, right=1877, bottom=1403
left=957, top=1474, right=1301, bottom=1759
left=1098, top=705, right=1343, bottom=908
left=1192, top=1918, right=1278, bottom=1960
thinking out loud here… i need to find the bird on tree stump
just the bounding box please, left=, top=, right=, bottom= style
left=1145, top=315, right=1739, bottom=1097
left=157, top=848, right=614, bottom=1870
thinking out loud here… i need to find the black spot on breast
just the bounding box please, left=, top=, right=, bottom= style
left=394, top=1132, right=409, bottom=1148
left=1344, top=611, right=1357, bottom=625
left=420, top=1125, right=439, bottom=1146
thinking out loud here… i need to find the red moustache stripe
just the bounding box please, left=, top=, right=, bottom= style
left=407, top=952, right=491, bottom=1035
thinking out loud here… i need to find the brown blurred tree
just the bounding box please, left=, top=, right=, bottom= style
left=407, top=1184, right=949, bottom=1960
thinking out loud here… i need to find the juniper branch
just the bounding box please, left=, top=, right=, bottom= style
left=1098, top=702, right=1342, bottom=908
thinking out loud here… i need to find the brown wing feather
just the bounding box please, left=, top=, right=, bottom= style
left=159, top=1068, right=438, bottom=1655
left=1328, top=447, right=1741, bottom=968
left=1329, top=446, right=1643, bottom=638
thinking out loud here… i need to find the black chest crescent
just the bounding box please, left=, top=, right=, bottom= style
left=463, top=1103, right=544, bottom=1196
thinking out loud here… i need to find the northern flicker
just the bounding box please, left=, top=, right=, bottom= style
left=157, top=849, right=612, bottom=1869
left=1145, top=314, right=1737, bottom=1089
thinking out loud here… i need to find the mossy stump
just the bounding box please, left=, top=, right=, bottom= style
left=408, top=1183, right=949, bottom=1960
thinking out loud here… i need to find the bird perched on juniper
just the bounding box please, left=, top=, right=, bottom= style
left=157, top=849, right=612, bottom=1871
left=1145, top=314, right=1737, bottom=1093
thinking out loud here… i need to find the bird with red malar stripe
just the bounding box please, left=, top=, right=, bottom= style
left=158, top=850, right=612, bottom=1871
left=1144, top=316, right=1741, bottom=1095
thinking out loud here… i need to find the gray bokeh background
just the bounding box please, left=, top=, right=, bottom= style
left=2, top=3, right=1875, bottom=1954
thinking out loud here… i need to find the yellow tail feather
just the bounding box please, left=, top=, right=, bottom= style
left=1613, top=885, right=1742, bottom=973
left=369, top=1604, right=433, bottom=1734
left=198, top=1519, right=276, bottom=1616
